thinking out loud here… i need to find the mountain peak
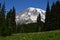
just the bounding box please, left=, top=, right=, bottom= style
left=27, top=7, right=45, bottom=13
left=28, top=7, right=35, bottom=9
left=16, top=7, right=46, bottom=24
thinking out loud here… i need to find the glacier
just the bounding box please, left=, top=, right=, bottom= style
left=16, top=7, right=46, bottom=24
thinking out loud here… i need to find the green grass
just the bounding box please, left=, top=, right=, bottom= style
left=0, top=30, right=60, bottom=40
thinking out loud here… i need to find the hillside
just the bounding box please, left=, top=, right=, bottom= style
left=0, top=30, right=60, bottom=40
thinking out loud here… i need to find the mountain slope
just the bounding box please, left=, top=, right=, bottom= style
left=16, top=7, right=46, bottom=24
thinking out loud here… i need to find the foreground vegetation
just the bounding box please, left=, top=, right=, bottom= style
left=0, top=30, right=60, bottom=40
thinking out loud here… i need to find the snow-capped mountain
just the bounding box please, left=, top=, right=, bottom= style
left=16, top=7, right=46, bottom=24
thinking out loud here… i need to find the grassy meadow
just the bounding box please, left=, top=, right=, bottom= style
left=0, top=30, right=60, bottom=40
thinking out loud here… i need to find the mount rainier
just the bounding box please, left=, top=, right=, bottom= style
left=16, top=7, right=46, bottom=24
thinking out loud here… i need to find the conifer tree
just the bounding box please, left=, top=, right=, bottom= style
left=0, top=3, right=1, bottom=19
left=12, top=7, right=16, bottom=33
left=6, top=9, right=13, bottom=35
left=37, top=13, right=43, bottom=32
left=0, top=4, right=6, bottom=36
left=50, top=2, right=55, bottom=30
left=0, top=3, right=1, bottom=26
left=0, top=3, right=1, bottom=9
left=44, top=1, right=51, bottom=31
left=6, top=7, right=16, bottom=35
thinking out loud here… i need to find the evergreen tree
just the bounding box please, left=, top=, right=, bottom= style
left=44, top=1, right=51, bottom=31
left=6, top=7, right=16, bottom=35
left=12, top=7, right=16, bottom=33
left=50, top=2, right=55, bottom=30
left=37, top=13, right=43, bottom=32
left=0, top=4, right=6, bottom=36
left=6, top=9, right=13, bottom=36
left=0, top=3, right=1, bottom=9
left=0, top=3, right=1, bottom=26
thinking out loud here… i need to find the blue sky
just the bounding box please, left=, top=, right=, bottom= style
left=0, top=0, right=57, bottom=13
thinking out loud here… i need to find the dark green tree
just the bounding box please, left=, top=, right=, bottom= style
left=6, top=9, right=13, bottom=36
left=0, top=4, right=6, bottom=36
left=50, top=2, right=55, bottom=30
left=44, top=1, right=51, bottom=31
left=0, top=3, right=1, bottom=27
left=37, top=13, right=43, bottom=32
left=0, top=3, right=1, bottom=26
left=6, top=7, right=16, bottom=35
left=12, top=7, right=16, bottom=33
left=0, top=3, right=1, bottom=9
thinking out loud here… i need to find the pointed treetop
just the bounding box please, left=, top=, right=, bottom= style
left=51, top=2, right=55, bottom=8
left=12, top=6, right=16, bottom=12
left=0, top=3, right=1, bottom=8
left=37, top=13, right=41, bottom=21
left=46, top=0, right=50, bottom=11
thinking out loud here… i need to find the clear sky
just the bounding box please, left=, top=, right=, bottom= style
left=0, top=0, right=57, bottom=13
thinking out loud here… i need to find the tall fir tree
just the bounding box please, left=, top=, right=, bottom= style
left=6, top=9, right=13, bottom=36
left=0, top=3, right=6, bottom=36
left=50, top=2, right=55, bottom=30
left=12, top=7, right=16, bottom=33
left=0, top=3, right=1, bottom=9
left=37, top=13, right=43, bottom=32
left=44, top=1, right=51, bottom=31
left=0, top=3, right=1, bottom=24
left=6, top=7, right=16, bottom=35
left=0, top=3, right=1, bottom=26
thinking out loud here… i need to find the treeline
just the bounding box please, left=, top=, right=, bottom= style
left=44, top=1, right=60, bottom=31
left=17, top=23, right=37, bottom=33
left=0, top=0, right=60, bottom=37
left=0, top=3, right=16, bottom=36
